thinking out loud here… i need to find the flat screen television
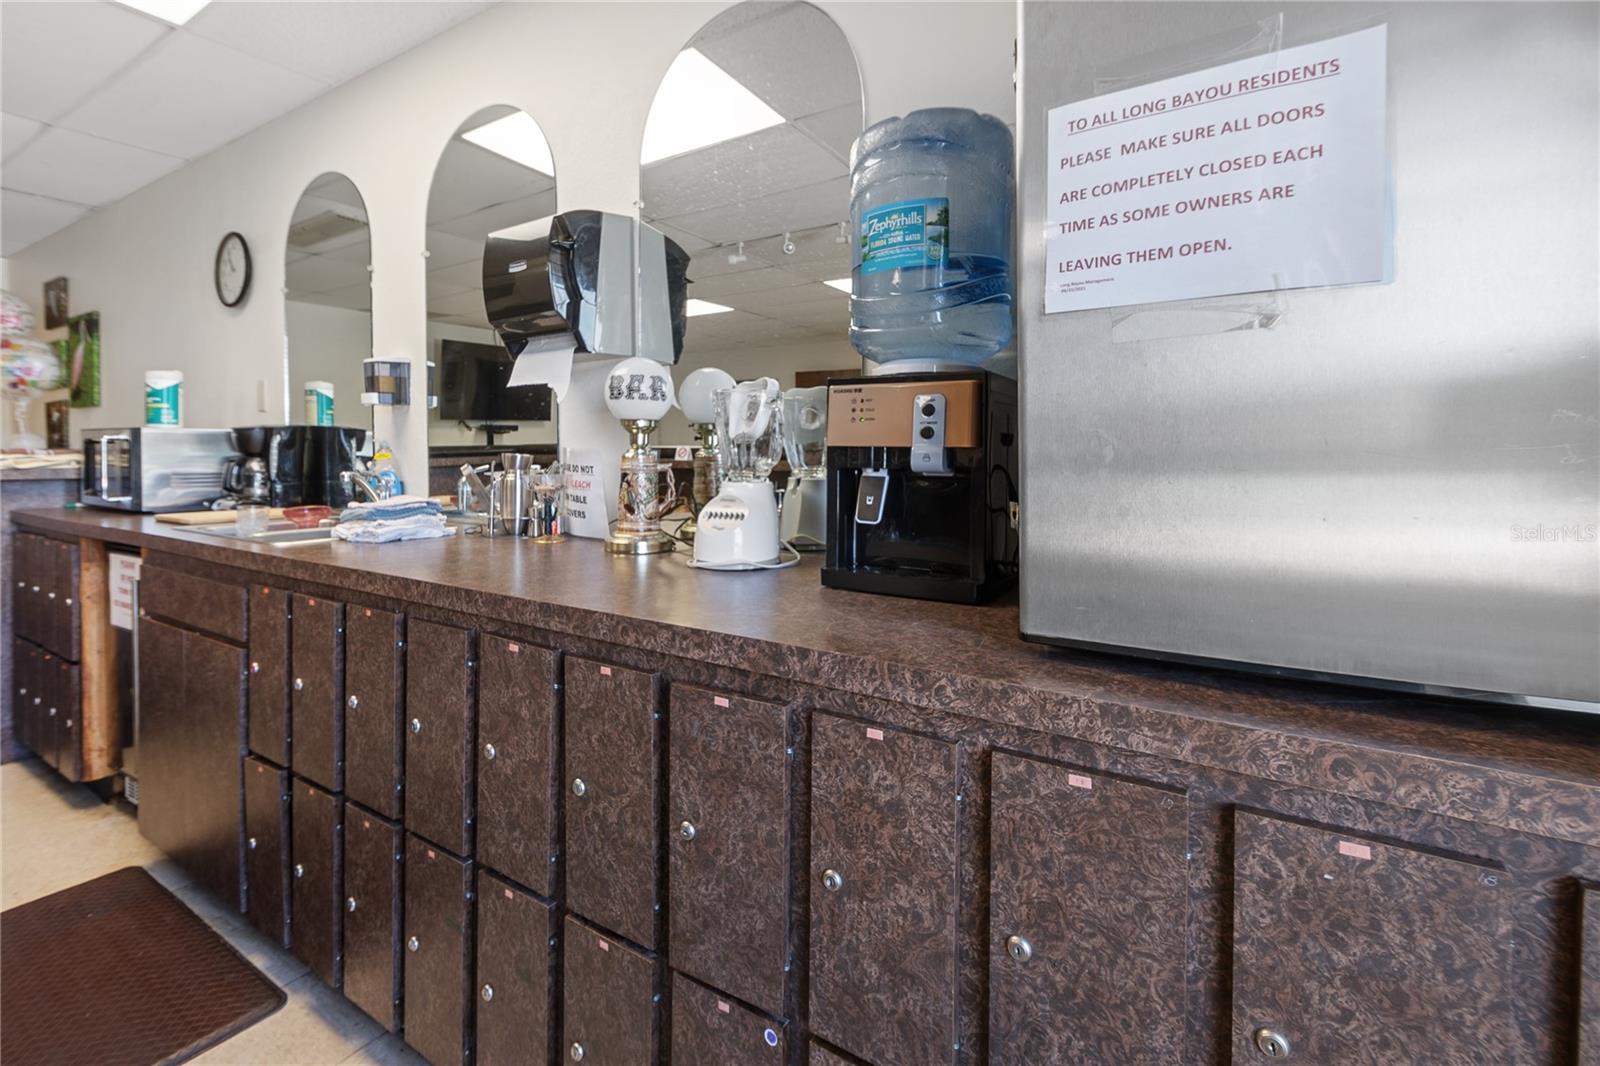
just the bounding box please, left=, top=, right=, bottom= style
left=437, top=339, right=552, bottom=422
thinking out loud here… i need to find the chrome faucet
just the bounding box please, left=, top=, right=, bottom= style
left=340, top=468, right=387, bottom=504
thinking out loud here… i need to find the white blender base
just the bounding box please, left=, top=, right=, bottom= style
left=692, top=480, right=781, bottom=569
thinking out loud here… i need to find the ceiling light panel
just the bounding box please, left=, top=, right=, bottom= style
left=686, top=299, right=735, bottom=317
left=116, top=0, right=212, bottom=27
left=461, top=111, right=554, bottom=175
left=824, top=278, right=851, bottom=293
left=641, top=48, right=784, bottom=165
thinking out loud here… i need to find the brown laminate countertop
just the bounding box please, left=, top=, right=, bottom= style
left=14, top=505, right=1600, bottom=846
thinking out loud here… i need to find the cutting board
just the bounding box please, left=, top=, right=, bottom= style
left=156, top=509, right=287, bottom=526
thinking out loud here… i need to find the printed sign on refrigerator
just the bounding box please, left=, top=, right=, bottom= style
left=1044, top=25, right=1388, bottom=313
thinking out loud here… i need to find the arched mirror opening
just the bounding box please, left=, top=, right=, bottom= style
left=640, top=0, right=865, bottom=445
left=424, top=104, right=557, bottom=483
left=284, top=172, right=372, bottom=431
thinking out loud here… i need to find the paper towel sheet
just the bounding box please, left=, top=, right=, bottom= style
left=507, top=335, right=576, bottom=401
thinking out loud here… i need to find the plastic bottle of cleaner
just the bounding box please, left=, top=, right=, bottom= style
left=144, top=371, right=183, bottom=426
left=848, top=108, right=1014, bottom=367
left=371, top=441, right=404, bottom=498
left=304, top=381, right=334, bottom=426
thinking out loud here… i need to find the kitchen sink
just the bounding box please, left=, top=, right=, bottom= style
left=197, top=525, right=336, bottom=546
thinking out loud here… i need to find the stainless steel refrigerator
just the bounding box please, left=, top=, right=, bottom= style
left=1017, top=2, right=1599, bottom=707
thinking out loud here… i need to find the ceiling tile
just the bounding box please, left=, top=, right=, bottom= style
left=296, top=281, right=372, bottom=312
left=641, top=124, right=845, bottom=220
left=431, top=189, right=557, bottom=241
left=0, top=2, right=169, bottom=122
left=2, top=126, right=184, bottom=206
left=429, top=289, right=489, bottom=318
left=660, top=176, right=848, bottom=246
left=648, top=220, right=714, bottom=253
left=694, top=3, right=861, bottom=120
left=1, top=189, right=90, bottom=256
left=680, top=245, right=773, bottom=279
left=60, top=31, right=326, bottom=158
left=426, top=230, right=482, bottom=269
left=730, top=282, right=847, bottom=313
left=794, top=102, right=863, bottom=162
left=427, top=138, right=554, bottom=226
left=286, top=252, right=370, bottom=295
left=690, top=266, right=811, bottom=300
left=2, top=112, right=45, bottom=162
left=185, top=2, right=491, bottom=87
left=425, top=259, right=484, bottom=301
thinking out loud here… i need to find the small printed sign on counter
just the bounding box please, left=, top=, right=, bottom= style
left=109, top=552, right=142, bottom=630
left=561, top=448, right=611, bottom=540
left=1044, top=25, right=1388, bottom=313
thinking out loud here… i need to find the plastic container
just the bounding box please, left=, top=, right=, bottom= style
left=144, top=371, right=183, bottom=426
left=304, top=380, right=334, bottom=426
left=848, top=107, right=1014, bottom=367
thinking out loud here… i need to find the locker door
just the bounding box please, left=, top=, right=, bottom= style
left=810, top=713, right=960, bottom=1066
left=669, top=685, right=791, bottom=1013
left=988, top=754, right=1188, bottom=1065
left=476, top=637, right=560, bottom=896
left=343, top=803, right=402, bottom=1032
left=475, top=870, right=557, bottom=1066
left=405, top=621, right=475, bottom=857
left=1583, top=885, right=1599, bottom=1065
left=671, top=972, right=788, bottom=1066
left=243, top=756, right=290, bottom=946
left=38, top=652, right=60, bottom=769
left=565, top=657, right=660, bottom=948
left=562, top=915, right=659, bottom=1066
left=49, top=538, right=80, bottom=662
left=248, top=585, right=291, bottom=765
left=1232, top=811, right=1513, bottom=1065
left=344, top=607, right=404, bottom=820
left=55, top=660, right=81, bottom=782
left=290, top=595, right=344, bottom=791
left=404, top=835, right=473, bottom=1066
left=290, top=779, right=343, bottom=987
left=12, top=640, right=36, bottom=756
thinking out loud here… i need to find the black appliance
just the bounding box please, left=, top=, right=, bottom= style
left=229, top=425, right=371, bottom=507
left=822, top=369, right=1018, bottom=604
left=438, top=340, right=551, bottom=422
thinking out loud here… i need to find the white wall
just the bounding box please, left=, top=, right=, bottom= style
left=5, top=1, right=1015, bottom=488
left=285, top=300, right=370, bottom=429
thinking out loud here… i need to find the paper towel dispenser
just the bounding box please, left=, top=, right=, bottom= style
left=483, top=210, right=689, bottom=364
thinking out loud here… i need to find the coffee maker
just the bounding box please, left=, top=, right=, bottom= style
left=821, top=369, right=1018, bottom=603
left=226, top=425, right=371, bottom=506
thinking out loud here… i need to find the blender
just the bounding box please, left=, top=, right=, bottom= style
left=677, top=366, right=735, bottom=544
left=780, top=386, right=828, bottom=550
left=692, top=378, right=783, bottom=569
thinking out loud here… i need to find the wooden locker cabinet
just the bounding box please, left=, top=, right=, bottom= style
left=562, top=915, right=660, bottom=1066
left=988, top=754, right=1188, bottom=1065
left=54, top=659, right=81, bottom=781
left=343, top=803, right=403, bottom=1032
left=15, top=534, right=47, bottom=647
left=36, top=650, right=60, bottom=769
left=11, top=639, right=35, bottom=755
left=291, top=779, right=343, bottom=987
left=404, top=835, right=474, bottom=1066
left=136, top=617, right=246, bottom=910
left=405, top=621, right=475, bottom=857
left=811, top=1043, right=869, bottom=1066
left=344, top=607, right=404, bottom=820
left=669, top=684, right=792, bottom=1013
left=671, top=972, right=788, bottom=1066
left=248, top=585, right=291, bottom=766
left=48, top=537, right=80, bottom=662
left=475, top=869, right=557, bottom=1066
left=1583, top=885, right=1599, bottom=1065
left=564, top=657, right=661, bottom=949
left=291, top=595, right=344, bottom=792
left=810, top=712, right=961, bottom=1066
left=476, top=636, right=560, bottom=896
left=243, top=757, right=290, bottom=946
left=1231, top=811, right=1514, bottom=1065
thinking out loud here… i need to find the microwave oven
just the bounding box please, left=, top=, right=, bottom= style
left=81, top=427, right=235, bottom=513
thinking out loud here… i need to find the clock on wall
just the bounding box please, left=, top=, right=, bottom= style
left=214, top=231, right=252, bottom=307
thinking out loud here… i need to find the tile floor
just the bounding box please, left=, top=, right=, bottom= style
left=1, top=759, right=428, bottom=1065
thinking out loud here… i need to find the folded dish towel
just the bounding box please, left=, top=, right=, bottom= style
left=333, top=496, right=455, bottom=543
left=338, top=495, right=442, bottom=524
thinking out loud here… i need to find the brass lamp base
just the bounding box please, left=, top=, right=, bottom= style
left=604, top=529, right=676, bottom=555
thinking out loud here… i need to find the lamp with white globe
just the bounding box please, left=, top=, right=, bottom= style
left=677, top=366, right=735, bottom=544
left=602, top=356, right=680, bottom=555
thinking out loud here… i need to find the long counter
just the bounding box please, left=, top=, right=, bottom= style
left=10, top=503, right=1600, bottom=1066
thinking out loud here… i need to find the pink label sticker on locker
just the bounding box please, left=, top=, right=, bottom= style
left=364, top=608, right=372, bottom=617
left=717, top=1000, right=731, bottom=1013
left=1338, top=841, right=1373, bottom=860
left=427, top=849, right=436, bottom=860
left=600, top=666, right=612, bottom=676
left=503, top=888, right=514, bottom=899
left=362, top=819, right=370, bottom=829
left=1067, top=773, right=1093, bottom=790
left=598, top=938, right=609, bottom=951
left=308, top=598, right=317, bottom=606
left=508, top=643, right=520, bottom=653
left=714, top=696, right=730, bottom=708
left=866, top=727, right=884, bottom=740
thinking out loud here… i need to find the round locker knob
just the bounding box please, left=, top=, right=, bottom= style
left=47, top=707, right=56, bottom=718
left=1253, top=1029, right=1291, bottom=1059
left=64, top=598, right=72, bottom=607
left=410, top=718, right=422, bottom=735
left=1005, top=935, right=1033, bottom=962
left=293, top=678, right=305, bottom=691
left=571, top=778, right=587, bottom=798
left=480, top=984, right=494, bottom=1003
left=32, top=696, right=41, bottom=706
left=678, top=820, right=696, bottom=841
left=30, top=585, right=39, bottom=593
left=64, top=720, right=71, bottom=729
left=407, top=936, right=420, bottom=953
left=47, top=592, right=55, bottom=600
left=294, top=863, right=305, bottom=879
left=250, top=661, right=260, bottom=674
left=821, top=869, right=844, bottom=892
left=570, top=1043, right=585, bottom=1062
left=346, top=897, right=358, bottom=912
left=347, top=695, right=359, bottom=710
left=483, top=743, right=497, bottom=761
left=247, top=837, right=258, bottom=850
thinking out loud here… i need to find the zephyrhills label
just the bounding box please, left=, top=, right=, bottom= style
left=1043, top=25, right=1388, bottom=313
left=861, top=198, right=949, bottom=275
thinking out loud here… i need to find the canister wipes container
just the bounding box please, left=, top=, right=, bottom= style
left=304, top=380, right=334, bottom=426
left=144, top=371, right=183, bottom=426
